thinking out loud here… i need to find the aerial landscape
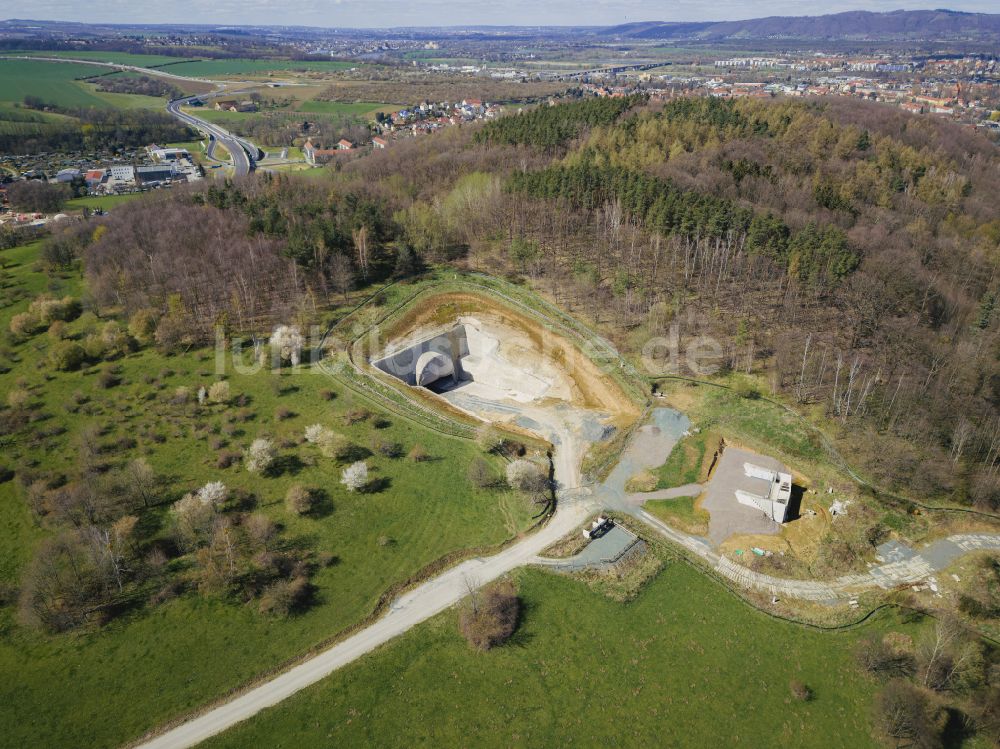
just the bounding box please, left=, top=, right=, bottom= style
left=4, top=2, right=1000, bottom=747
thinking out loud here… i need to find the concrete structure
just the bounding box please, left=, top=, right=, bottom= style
left=136, top=165, right=176, bottom=185
left=150, top=147, right=190, bottom=162
left=735, top=462, right=792, bottom=523
left=699, top=446, right=792, bottom=545
left=372, top=319, right=551, bottom=403
left=109, top=165, right=135, bottom=182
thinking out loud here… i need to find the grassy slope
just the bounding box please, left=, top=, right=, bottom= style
left=18, top=50, right=196, bottom=67
left=645, top=496, right=710, bottom=535
left=0, top=60, right=112, bottom=109
left=0, top=239, right=535, bottom=748
left=296, top=100, right=388, bottom=117
left=204, top=563, right=915, bottom=749
left=156, top=59, right=356, bottom=77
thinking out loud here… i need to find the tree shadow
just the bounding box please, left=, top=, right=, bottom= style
left=268, top=454, right=304, bottom=477
left=308, top=488, right=335, bottom=518
left=339, top=445, right=372, bottom=463
left=364, top=477, right=392, bottom=494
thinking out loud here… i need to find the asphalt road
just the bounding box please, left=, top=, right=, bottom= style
left=166, top=97, right=259, bottom=177
left=0, top=55, right=263, bottom=177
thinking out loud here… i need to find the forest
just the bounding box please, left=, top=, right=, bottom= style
left=42, top=93, right=1000, bottom=512
left=0, top=104, right=193, bottom=154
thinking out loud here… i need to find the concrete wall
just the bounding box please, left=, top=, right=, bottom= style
left=371, top=326, right=469, bottom=386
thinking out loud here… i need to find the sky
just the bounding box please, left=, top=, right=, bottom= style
left=7, top=1, right=1000, bottom=28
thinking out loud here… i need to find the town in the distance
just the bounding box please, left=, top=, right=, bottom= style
left=3, top=8, right=1000, bottom=749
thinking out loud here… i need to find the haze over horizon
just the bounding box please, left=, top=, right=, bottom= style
left=7, top=1, right=1000, bottom=29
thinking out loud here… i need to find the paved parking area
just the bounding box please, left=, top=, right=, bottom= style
left=539, top=524, right=643, bottom=572
left=701, top=447, right=785, bottom=547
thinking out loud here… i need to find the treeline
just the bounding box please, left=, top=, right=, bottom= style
left=80, top=175, right=403, bottom=341
left=91, top=73, right=181, bottom=100
left=474, top=95, right=642, bottom=149
left=0, top=105, right=193, bottom=154
left=509, top=160, right=858, bottom=285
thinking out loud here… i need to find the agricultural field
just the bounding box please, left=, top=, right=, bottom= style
left=0, top=237, right=537, bottom=748
left=153, top=59, right=358, bottom=77
left=0, top=59, right=114, bottom=109
left=296, top=100, right=393, bottom=118
left=202, top=564, right=922, bottom=749
left=17, top=50, right=197, bottom=67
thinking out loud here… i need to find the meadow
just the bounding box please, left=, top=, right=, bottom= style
left=202, top=563, right=917, bottom=748
left=296, top=100, right=391, bottom=117
left=18, top=50, right=196, bottom=67
left=154, top=59, right=358, bottom=77
left=0, top=237, right=536, bottom=747
left=0, top=59, right=114, bottom=109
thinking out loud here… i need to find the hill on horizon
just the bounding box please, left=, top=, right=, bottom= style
left=604, top=9, right=1000, bottom=40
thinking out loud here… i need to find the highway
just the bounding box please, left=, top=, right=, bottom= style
left=0, top=55, right=264, bottom=177
left=166, top=96, right=262, bottom=177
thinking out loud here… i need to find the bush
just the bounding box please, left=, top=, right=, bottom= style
left=245, top=438, right=276, bottom=474
left=48, top=341, right=86, bottom=371
left=372, top=437, right=403, bottom=458
left=789, top=679, right=813, bottom=701
left=408, top=444, right=429, bottom=462
left=855, top=636, right=916, bottom=678
left=874, top=680, right=939, bottom=747
left=468, top=457, right=497, bottom=488
left=285, top=484, right=314, bottom=515
left=506, top=459, right=549, bottom=493
left=208, top=380, right=231, bottom=404
left=9, top=312, right=42, bottom=338
left=96, top=366, right=121, bottom=389
left=459, top=580, right=520, bottom=651
left=30, top=295, right=80, bottom=325
left=128, top=308, right=159, bottom=343
left=7, top=387, right=30, bottom=409
left=258, top=576, right=310, bottom=617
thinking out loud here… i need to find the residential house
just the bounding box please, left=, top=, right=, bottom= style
left=372, top=136, right=388, bottom=149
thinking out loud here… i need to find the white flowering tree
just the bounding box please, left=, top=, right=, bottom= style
left=245, top=438, right=276, bottom=474
left=270, top=325, right=305, bottom=367
left=196, top=481, right=229, bottom=507
left=170, top=492, right=218, bottom=549
left=304, top=424, right=332, bottom=444
left=340, top=460, right=369, bottom=492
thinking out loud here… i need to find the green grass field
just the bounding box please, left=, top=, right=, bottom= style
left=182, top=106, right=257, bottom=125
left=645, top=496, right=710, bottom=535
left=0, top=238, right=536, bottom=748
left=155, top=59, right=357, bottom=77
left=0, top=59, right=114, bottom=108
left=296, top=100, right=389, bottom=118
left=18, top=50, right=197, bottom=67
left=64, top=194, right=147, bottom=213
left=656, top=431, right=710, bottom=488
left=202, top=563, right=918, bottom=748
